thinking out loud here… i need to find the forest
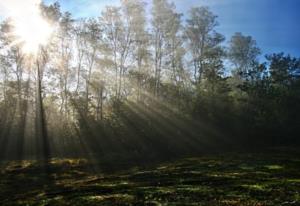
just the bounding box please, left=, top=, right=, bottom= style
left=0, top=0, right=300, bottom=205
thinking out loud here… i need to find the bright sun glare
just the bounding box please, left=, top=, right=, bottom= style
left=1, top=0, right=53, bottom=54
left=12, top=15, right=53, bottom=54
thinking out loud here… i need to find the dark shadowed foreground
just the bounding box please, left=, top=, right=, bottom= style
left=1, top=147, right=299, bottom=206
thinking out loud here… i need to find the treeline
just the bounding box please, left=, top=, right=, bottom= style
left=0, top=0, right=299, bottom=161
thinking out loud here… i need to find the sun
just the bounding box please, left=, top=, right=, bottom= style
left=12, top=16, right=53, bottom=54
left=1, top=0, right=54, bottom=55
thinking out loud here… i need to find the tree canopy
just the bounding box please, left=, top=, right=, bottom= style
left=0, top=0, right=299, bottom=161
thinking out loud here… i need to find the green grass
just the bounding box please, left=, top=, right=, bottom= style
left=1, top=148, right=300, bottom=205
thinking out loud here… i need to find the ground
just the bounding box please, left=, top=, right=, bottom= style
left=0, top=148, right=300, bottom=206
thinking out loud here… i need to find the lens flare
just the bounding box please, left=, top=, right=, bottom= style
left=0, top=0, right=53, bottom=54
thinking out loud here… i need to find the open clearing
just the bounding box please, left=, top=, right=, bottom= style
left=1, top=148, right=300, bottom=206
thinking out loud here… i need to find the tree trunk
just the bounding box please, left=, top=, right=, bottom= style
left=36, top=60, right=50, bottom=164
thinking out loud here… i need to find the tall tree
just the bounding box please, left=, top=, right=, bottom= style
left=151, top=0, right=174, bottom=97
left=100, top=5, right=133, bottom=100
left=83, top=19, right=101, bottom=114
left=54, top=12, right=74, bottom=116
left=185, top=7, right=220, bottom=83
left=228, top=32, right=261, bottom=80
left=122, top=0, right=149, bottom=102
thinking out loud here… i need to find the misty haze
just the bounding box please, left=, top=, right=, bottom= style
left=0, top=0, right=299, bottom=205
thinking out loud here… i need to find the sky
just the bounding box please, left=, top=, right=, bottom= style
left=2, top=0, right=300, bottom=58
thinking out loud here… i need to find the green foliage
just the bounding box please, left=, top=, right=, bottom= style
left=0, top=1, right=299, bottom=161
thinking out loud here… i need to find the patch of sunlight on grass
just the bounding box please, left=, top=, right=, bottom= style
left=177, top=185, right=212, bottom=193
left=239, top=164, right=255, bottom=170
left=5, top=160, right=35, bottom=171
left=50, top=158, right=88, bottom=166
left=100, top=181, right=131, bottom=187
left=119, top=181, right=131, bottom=185
left=207, top=172, right=242, bottom=179
left=155, top=186, right=176, bottom=194
left=157, top=166, right=168, bottom=170
left=55, top=175, right=101, bottom=187
left=264, top=165, right=283, bottom=170
left=52, top=196, right=64, bottom=201
left=227, top=172, right=244, bottom=177
left=21, top=160, right=34, bottom=168
left=100, top=183, right=118, bottom=187
left=207, top=173, right=227, bottom=178
left=253, top=171, right=270, bottom=175
left=144, top=200, right=164, bottom=206
left=287, top=179, right=300, bottom=183
left=85, top=194, right=135, bottom=201
left=134, top=170, right=155, bottom=175
left=86, top=195, right=106, bottom=201
left=221, top=200, right=240, bottom=205
left=36, top=191, right=46, bottom=198
left=242, top=184, right=265, bottom=191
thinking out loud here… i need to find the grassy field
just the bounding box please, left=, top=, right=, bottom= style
left=1, top=148, right=300, bottom=206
